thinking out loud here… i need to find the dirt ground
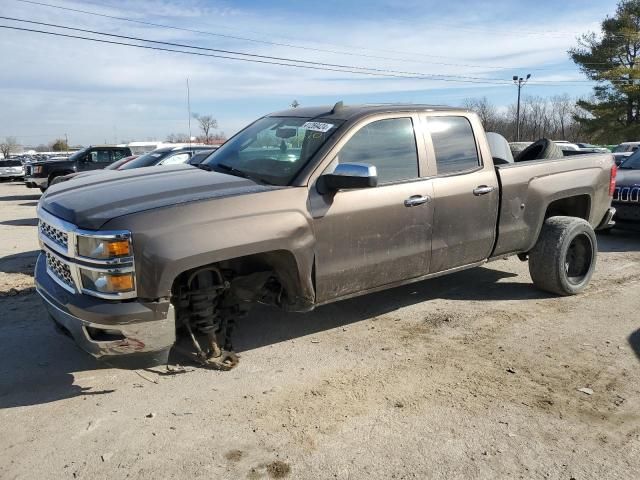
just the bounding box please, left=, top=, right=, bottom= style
left=0, top=180, right=639, bottom=480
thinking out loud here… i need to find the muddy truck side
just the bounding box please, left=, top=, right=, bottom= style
left=34, top=104, right=616, bottom=368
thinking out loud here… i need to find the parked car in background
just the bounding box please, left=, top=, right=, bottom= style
left=554, top=140, right=581, bottom=152
left=187, top=150, right=216, bottom=166
left=0, top=160, right=25, bottom=181
left=25, top=145, right=132, bottom=191
left=118, top=145, right=216, bottom=170
left=106, top=155, right=138, bottom=170
left=47, top=148, right=217, bottom=188
left=611, top=153, right=640, bottom=229
left=576, top=143, right=609, bottom=153
left=612, top=141, right=640, bottom=165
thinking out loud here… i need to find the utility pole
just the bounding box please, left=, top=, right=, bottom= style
left=512, top=74, right=531, bottom=142
left=186, top=78, right=192, bottom=149
left=64, top=133, right=69, bottom=154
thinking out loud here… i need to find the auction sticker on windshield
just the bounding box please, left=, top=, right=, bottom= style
left=302, top=122, right=335, bottom=133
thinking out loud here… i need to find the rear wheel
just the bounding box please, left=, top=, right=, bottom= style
left=528, top=216, right=597, bottom=296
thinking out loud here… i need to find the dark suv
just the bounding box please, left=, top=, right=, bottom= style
left=25, top=145, right=132, bottom=191
left=612, top=153, right=640, bottom=229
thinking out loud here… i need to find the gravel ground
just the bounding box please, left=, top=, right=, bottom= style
left=0, top=181, right=639, bottom=480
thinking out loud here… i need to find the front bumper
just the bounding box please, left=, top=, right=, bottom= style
left=35, top=253, right=175, bottom=366
left=26, top=176, right=48, bottom=189
left=0, top=171, right=24, bottom=179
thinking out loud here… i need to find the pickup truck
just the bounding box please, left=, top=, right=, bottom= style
left=34, top=104, right=616, bottom=369
left=25, top=145, right=132, bottom=191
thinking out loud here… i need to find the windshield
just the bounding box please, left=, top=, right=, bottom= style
left=68, top=148, right=88, bottom=161
left=203, top=116, right=344, bottom=186
left=119, top=150, right=168, bottom=170
left=620, top=152, right=640, bottom=169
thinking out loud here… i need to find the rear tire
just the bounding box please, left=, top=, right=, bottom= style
left=528, top=216, right=597, bottom=296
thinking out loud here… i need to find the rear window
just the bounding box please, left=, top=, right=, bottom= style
left=0, top=160, right=21, bottom=166
left=427, top=116, right=480, bottom=175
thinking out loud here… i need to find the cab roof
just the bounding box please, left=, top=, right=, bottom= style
left=268, top=103, right=469, bottom=121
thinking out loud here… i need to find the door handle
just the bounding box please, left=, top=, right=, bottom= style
left=473, top=185, right=495, bottom=196
left=404, top=195, right=431, bottom=207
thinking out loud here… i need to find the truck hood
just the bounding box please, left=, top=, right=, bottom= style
left=616, top=169, right=640, bottom=187
left=40, top=165, right=279, bottom=229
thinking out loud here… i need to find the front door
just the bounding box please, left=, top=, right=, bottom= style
left=311, top=116, right=434, bottom=302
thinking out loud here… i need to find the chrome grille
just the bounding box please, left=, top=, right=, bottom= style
left=613, top=186, right=640, bottom=203
left=40, top=220, right=68, bottom=250
left=45, top=251, right=75, bottom=289
left=25, top=165, right=32, bottom=176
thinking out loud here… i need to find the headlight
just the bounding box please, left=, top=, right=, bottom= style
left=79, top=269, right=135, bottom=294
left=77, top=235, right=131, bottom=259
left=34, top=166, right=43, bottom=174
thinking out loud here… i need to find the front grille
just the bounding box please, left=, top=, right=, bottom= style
left=45, top=251, right=75, bottom=289
left=25, top=165, right=32, bottom=176
left=613, top=186, right=640, bottom=203
left=40, top=220, right=68, bottom=250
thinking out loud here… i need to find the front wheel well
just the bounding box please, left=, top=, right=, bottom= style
left=171, top=250, right=304, bottom=308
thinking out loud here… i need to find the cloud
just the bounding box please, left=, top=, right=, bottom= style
left=0, top=0, right=617, bottom=144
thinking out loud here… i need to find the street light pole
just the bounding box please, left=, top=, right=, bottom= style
left=512, top=74, right=531, bottom=142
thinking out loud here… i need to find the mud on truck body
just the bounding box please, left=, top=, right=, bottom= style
left=35, top=104, right=617, bottom=369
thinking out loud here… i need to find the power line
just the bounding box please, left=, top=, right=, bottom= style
left=0, top=18, right=518, bottom=84
left=3, top=23, right=630, bottom=89
left=4, top=16, right=629, bottom=87
left=0, top=24, right=518, bottom=86
left=8, top=0, right=585, bottom=71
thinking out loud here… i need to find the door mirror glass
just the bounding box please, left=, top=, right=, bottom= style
left=317, top=162, right=378, bottom=194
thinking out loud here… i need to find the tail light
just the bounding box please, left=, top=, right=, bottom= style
left=609, top=164, right=617, bottom=197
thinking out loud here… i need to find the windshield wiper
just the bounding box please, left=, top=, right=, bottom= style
left=214, top=163, right=273, bottom=185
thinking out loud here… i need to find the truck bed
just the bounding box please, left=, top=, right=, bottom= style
left=492, top=153, right=614, bottom=258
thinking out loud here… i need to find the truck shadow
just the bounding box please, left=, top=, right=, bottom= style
left=0, top=218, right=39, bottom=227
left=597, top=229, right=640, bottom=253
left=629, top=330, right=640, bottom=363
left=0, top=194, right=41, bottom=202
left=232, top=265, right=551, bottom=354
left=0, top=294, right=114, bottom=409
left=0, top=265, right=543, bottom=408
left=0, top=250, right=39, bottom=276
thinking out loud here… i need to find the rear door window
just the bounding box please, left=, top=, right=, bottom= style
left=112, top=150, right=128, bottom=161
left=338, top=117, right=419, bottom=184
left=427, top=117, right=480, bottom=175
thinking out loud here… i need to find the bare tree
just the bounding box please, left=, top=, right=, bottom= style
left=462, top=97, right=499, bottom=131
left=460, top=95, right=597, bottom=143
left=0, top=136, right=18, bottom=159
left=192, top=114, right=218, bottom=144
left=166, top=133, right=191, bottom=143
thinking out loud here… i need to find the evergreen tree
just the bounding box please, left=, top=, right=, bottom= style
left=570, top=0, right=640, bottom=142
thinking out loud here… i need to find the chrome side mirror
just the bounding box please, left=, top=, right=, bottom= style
left=317, top=162, right=378, bottom=194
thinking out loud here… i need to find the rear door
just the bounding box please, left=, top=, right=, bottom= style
left=310, top=115, right=434, bottom=302
left=421, top=114, right=499, bottom=273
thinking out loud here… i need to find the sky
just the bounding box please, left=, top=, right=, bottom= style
left=0, top=0, right=621, bottom=146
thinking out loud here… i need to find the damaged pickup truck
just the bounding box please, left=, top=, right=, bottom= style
left=35, top=104, right=617, bottom=368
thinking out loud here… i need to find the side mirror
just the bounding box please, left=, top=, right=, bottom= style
left=317, top=162, right=378, bottom=194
